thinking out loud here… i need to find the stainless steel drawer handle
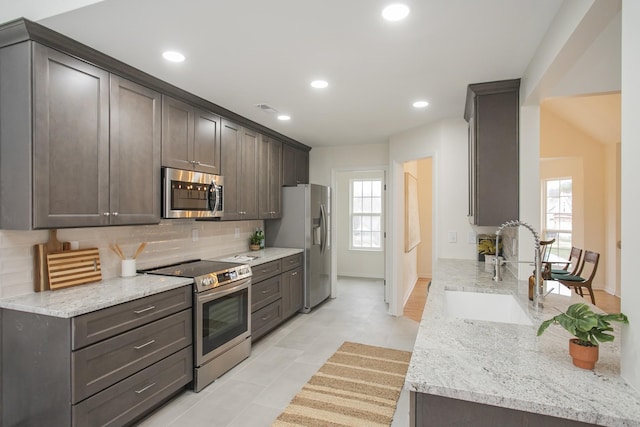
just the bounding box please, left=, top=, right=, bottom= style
left=261, top=315, right=271, bottom=321
left=261, top=290, right=270, bottom=294
left=133, top=306, right=156, bottom=314
left=291, top=272, right=297, bottom=276
left=135, top=382, right=156, bottom=394
left=134, top=339, right=156, bottom=350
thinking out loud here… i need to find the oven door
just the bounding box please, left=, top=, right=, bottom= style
left=195, top=278, right=251, bottom=367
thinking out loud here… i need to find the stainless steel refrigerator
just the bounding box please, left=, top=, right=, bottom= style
left=265, top=184, right=331, bottom=312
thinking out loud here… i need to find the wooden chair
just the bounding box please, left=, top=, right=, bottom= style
left=553, top=250, right=599, bottom=305
left=540, top=238, right=555, bottom=262
left=549, top=246, right=582, bottom=276
left=538, top=238, right=554, bottom=279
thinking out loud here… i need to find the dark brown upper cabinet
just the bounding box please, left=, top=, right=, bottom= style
left=259, top=135, right=283, bottom=219
left=161, top=95, right=221, bottom=175
left=282, top=143, right=309, bottom=186
left=0, top=42, right=161, bottom=229
left=220, top=120, right=259, bottom=220
left=464, top=79, right=520, bottom=227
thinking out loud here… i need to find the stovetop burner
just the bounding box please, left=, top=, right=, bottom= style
left=141, top=259, right=252, bottom=293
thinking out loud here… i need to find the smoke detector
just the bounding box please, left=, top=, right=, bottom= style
left=254, top=103, right=279, bottom=114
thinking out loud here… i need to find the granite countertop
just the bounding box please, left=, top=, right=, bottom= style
left=0, top=275, right=192, bottom=318
left=215, top=247, right=303, bottom=266
left=405, top=259, right=640, bottom=426
left=0, top=247, right=302, bottom=319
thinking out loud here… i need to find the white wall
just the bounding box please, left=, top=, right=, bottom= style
left=621, top=0, right=640, bottom=393
left=335, top=170, right=385, bottom=279
left=386, top=118, right=481, bottom=315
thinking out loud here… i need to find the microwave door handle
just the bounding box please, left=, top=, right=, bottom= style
left=207, top=182, right=218, bottom=213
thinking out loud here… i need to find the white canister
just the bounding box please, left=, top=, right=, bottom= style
left=121, top=259, right=137, bottom=277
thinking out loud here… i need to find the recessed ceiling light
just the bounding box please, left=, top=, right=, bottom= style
left=277, top=115, right=291, bottom=121
left=413, top=100, right=429, bottom=108
left=382, top=4, right=410, bottom=21
left=311, top=80, right=329, bottom=89
left=162, top=51, right=185, bottom=63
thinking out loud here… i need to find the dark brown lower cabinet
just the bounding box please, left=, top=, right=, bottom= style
left=1, top=286, right=193, bottom=427
left=410, top=392, right=599, bottom=427
left=250, top=253, right=304, bottom=341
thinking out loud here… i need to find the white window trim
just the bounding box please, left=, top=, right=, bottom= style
left=349, top=178, right=383, bottom=252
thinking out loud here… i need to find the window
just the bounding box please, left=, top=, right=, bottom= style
left=351, top=179, right=382, bottom=250
left=543, top=178, right=572, bottom=259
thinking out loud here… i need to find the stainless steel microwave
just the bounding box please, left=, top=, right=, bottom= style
left=162, top=167, right=224, bottom=219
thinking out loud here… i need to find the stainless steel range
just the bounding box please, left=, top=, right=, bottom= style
left=143, top=260, right=252, bottom=392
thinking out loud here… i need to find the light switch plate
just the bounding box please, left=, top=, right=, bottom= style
left=448, top=231, right=457, bottom=243
left=467, top=231, right=476, bottom=244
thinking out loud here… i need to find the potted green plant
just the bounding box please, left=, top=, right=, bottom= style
left=249, top=230, right=262, bottom=251
left=537, top=303, right=629, bottom=369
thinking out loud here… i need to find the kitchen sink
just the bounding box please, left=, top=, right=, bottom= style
left=444, top=290, right=532, bottom=326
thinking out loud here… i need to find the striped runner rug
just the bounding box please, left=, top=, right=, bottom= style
left=273, top=342, right=412, bottom=427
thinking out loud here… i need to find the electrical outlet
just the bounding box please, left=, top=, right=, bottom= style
left=235, top=227, right=240, bottom=238
left=448, top=231, right=457, bottom=243
left=192, top=229, right=198, bottom=242
left=467, top=231, right=476, bottom=244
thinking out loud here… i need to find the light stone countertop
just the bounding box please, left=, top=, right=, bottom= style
left=405, top=258, right=640, bottom=426
left=215, top=247, right=303, bottom=267
left=0, top=274, right=192, bottom=318
left=0, top=247, right=302, bottom=319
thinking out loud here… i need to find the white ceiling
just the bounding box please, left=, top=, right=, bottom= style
left=5, top=0, right=565, bottom=148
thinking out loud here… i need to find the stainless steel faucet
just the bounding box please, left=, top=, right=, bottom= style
left=493, top=220, right=544, bottom=309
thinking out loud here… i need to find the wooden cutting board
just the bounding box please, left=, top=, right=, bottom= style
left=46, top=248, right=102, bottom=290
left=34, top=230, right=71, bottom=292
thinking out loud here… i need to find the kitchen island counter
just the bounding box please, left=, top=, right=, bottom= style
left=405, top=259, right=640, bottom=426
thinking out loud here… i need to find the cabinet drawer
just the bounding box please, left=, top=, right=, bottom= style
left=282, top=253, right=303, bottom=272
left=72, top=309, right=192, bottom=403
left=252, top=275, right=282, bottom=312
left=72, top=346, right=192, bottom=427
left=72, top=286, right=192, bottom=350
left=251, top=260, right=282, bottom=283
left=251, top=300, right=282, bottom=341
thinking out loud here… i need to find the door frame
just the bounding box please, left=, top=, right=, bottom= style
left=330, top=166, right=388, bottom=300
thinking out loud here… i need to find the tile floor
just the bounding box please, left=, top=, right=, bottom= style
left=136, top=277, right=420, bottom=426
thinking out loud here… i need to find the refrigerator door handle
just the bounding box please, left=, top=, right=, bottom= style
left=320, top=203, right=328, bottom=255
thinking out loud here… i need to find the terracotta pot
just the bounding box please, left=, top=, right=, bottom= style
left=569, top=339, right=599, bottom=369
left=249, top=244, right=260, bottom=251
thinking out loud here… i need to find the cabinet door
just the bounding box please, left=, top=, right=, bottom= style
left=33, top=44, right=110, bottom=228
left=259, top=135, right=282, bottom=219
left=282, top=266, right=303, bottom=318
left=161, top=95, right=194, bottom=171
left=295, top=149, right=309, bottom=185
left=193, top=109, right=220, bottom=174
left=220, top=120, right=242, bottom=220
left=240, top=128, right=259, bottom=219
left=110, top=76, right=161, bottom=225
left=282, top=144, right=309, bottom=186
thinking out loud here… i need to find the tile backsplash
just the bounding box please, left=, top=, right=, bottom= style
left=0, top=220, right=263, bottom=298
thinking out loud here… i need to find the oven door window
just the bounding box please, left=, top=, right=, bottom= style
left=201, top=287, right=248, bottom=355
